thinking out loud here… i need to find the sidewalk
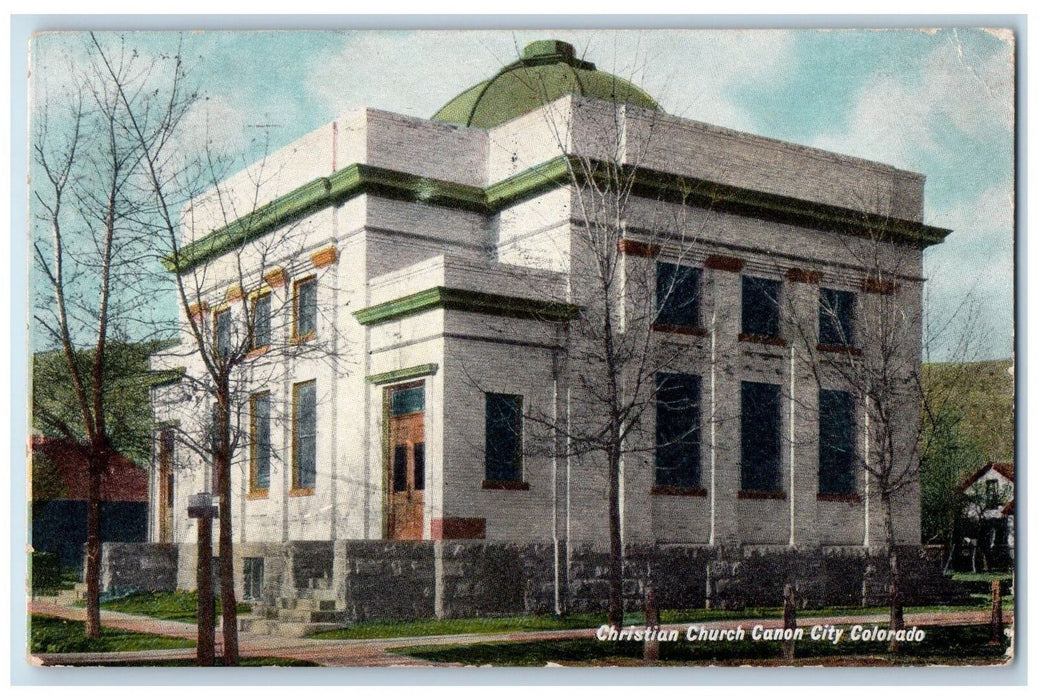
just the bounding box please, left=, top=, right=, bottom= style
left=28, top=598, right=1013, bottom=668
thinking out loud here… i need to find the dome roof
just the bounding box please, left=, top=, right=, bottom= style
left=432, top=40, right=663, bottom=129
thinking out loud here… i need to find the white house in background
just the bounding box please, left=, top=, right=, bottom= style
left=957, top=461, right=1015, bottom=567
left=148, top=40, right=950, bottom=604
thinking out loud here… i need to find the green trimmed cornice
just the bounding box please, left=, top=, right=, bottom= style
left=166, top=155, right=951, bottom=272
left=366, top=363, right=439, bottom=385
left=353, top=286, right=580, bottom=326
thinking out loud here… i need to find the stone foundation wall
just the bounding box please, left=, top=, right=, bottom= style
left=333, top=541, right=436, bottom=620
left=100, top=540, right=967, bottom=619
left=436, top=542, right=557, bottom=618
left=100, top=543, right=178, bottom=595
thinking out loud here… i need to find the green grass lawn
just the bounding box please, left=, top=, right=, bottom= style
left=389, top=624, right=1011, bottom=667
left=29, top=615, right=195, bottom=654
left=306, top=611, right=784, bottom=641
left=307, top=600, right=1003, bottom=641
left=951, top=572, right=1015, bottom=583
left=74, top=591, right=252, bottom=623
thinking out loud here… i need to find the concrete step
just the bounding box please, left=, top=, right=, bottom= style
left=297, top=587, right=338, bottom=602
left=278, top=597, right=337, bottom=612
left=276, top=609, right=351, bottom=624
left=239, top=614, right=348, bottom=638
left=238, top=616, right=276, bottom=634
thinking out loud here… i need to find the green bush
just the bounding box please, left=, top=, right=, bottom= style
left=31, top=552, right=62, bottom=594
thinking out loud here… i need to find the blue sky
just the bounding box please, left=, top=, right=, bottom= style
left=30, top=28, right=1015, bottom=360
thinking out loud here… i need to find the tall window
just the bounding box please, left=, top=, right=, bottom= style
left=741, top=381, right=782, bottom=493
left=209, top=403, right=221, bottom=492
left=250, top=392, right=271, bottom=494
left=214, top=308, right=231, bottom=358
left=742, top=276, right=782, bottom=339
left=159, top=428, right=175, bottom=508
left=251, top=292, right=271, bottom=350
left=655, top=373, right=701, bottom=489
left=485, top=393, right=523, bottom=483
left=158, top=428, right=175, bottom=542
left=243, top=557, right=264, bottom=601
left=819, top=288, right=856, bottom=347
left=655, top=262, right=701, bottom=329
left=293, top=277, right=317, bottom=342
left=818, top=389, right=856, bottom=495
left=293, top=381, right=317, bottom=490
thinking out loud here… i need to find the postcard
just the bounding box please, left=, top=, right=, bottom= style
left=25, top=26, right=1015, bottom=671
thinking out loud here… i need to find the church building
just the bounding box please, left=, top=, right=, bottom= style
left=143, top=40, right=953, bottom=627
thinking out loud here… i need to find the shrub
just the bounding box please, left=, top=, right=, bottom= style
left=31, top=552, right=62, bottom=594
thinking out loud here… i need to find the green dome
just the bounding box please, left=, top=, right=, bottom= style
left=432, top=40, right=663, bottom=129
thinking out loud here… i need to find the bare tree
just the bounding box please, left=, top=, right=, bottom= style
left=30, top=33, right=194, bottom=638
left=498, top=88, right=723, bottom=626
left=141, top=132, right=347, bottom=663
left=781, top=217, right=966, bottom=649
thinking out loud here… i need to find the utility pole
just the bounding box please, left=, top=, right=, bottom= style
left=189, top=492, right=219, bottom=665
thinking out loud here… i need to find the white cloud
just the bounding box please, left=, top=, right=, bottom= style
left=303, top=29, right=797, bottom=132
left=632, top=30, right=797, bottom=130
left=930, top=184, right=1015, bottom=244
left=178, top=94, right=249, bottom=158
left=305, top=31, right=510, bottom=120
left=924, top=183, right=1015, bottom=360
left=810, top=33, right=1014, bottom=169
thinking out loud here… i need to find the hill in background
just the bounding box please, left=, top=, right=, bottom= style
left=922, top=358, right=1015, bottom=465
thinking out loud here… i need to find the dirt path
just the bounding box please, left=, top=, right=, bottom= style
left=27, top=598, right=1014, bottom=668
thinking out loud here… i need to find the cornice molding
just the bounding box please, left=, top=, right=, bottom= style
left=366, top=363, right=440, bottom=385
left=166, top=155, right=952, bottom=272
left=353, top=286, right=580, bottom=327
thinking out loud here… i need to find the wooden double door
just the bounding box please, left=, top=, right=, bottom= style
left=386, top=383, right=425, bottom=540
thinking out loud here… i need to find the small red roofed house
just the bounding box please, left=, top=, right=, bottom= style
left=956, top=462, right=1015, bottom=571
left=30, top=436, right=149, bottom=569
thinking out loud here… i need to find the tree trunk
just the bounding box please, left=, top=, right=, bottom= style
left=84, top=456, right=103, bottom=638
left=215, top=397, right=240, bottom=665
left=882, top=490, right=904, bottom=653
left=607, top=443, right=624, bottom=628
left=196, top=511, right=215, bottom=666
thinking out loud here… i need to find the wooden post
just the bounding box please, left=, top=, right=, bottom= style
left=189, top=492, right=218, bottom=666
left=643, top=586, right=659, bottom=663
left=989, top=579, right=1003, bottom=646
left=782, top=583, right=797, bottom=662
left=196, top=508, right=215, bottom=666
